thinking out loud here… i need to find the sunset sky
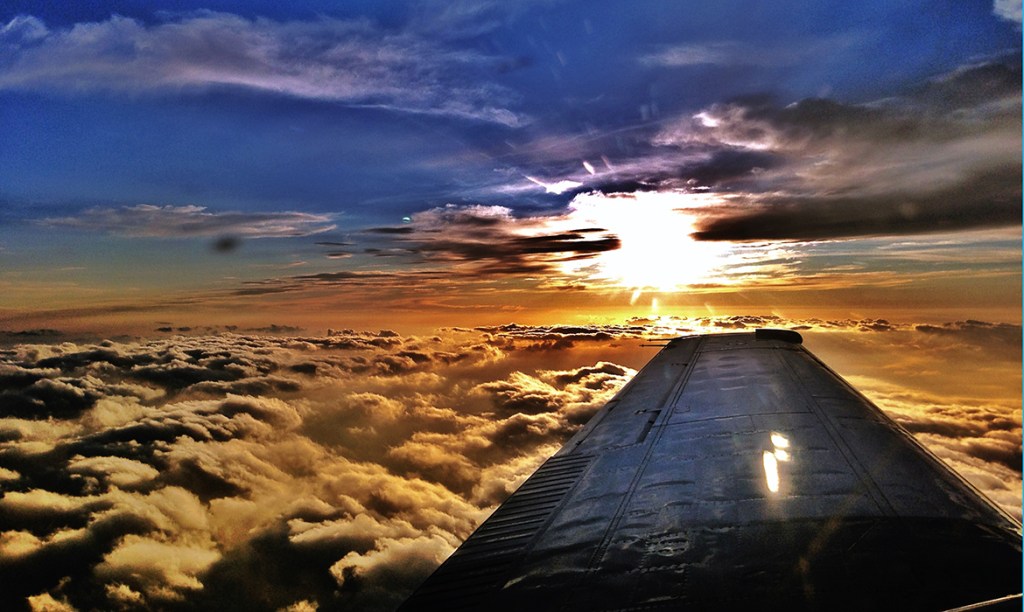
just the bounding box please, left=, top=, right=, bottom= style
left=0, top=2, right=1020, bottom=611
left=0, top=0, right=1020, bottom=331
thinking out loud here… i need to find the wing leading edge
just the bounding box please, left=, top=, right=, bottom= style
left=401, top=330, right=1022, bottom=610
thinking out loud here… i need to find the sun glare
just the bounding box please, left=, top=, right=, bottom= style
left=559, top=191, right=733, bottom=293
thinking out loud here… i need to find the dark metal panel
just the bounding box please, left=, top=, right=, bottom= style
left=400, top=453, right=594, bottom=610
left=562, top=337, right=699, bottom=454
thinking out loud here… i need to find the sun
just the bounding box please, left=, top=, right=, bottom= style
left=557, top=191, right=734, bottom=294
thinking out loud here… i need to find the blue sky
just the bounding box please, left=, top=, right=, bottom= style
left=0, top=0, right=1019, bottom=331
left=2, top=1, right=1016, bottom=215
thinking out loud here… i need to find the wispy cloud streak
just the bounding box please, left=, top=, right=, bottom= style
left=638, top=36, right=856, bottom=68
left=44, top=204, right=335, bottom=238
left=0, top=13, right=526, bottom=125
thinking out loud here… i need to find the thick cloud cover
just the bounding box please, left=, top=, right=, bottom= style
left=0, top=319, right=1019, bottom=610
left=0, top=329, right=632, bottom=610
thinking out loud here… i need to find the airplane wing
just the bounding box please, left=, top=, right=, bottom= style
left=400, top=330, right=1022, bottom=610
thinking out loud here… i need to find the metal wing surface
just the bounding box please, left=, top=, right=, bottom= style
left=401, top=330, right=1021, bottom=611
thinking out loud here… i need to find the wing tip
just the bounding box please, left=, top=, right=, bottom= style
left=755, top=328, right=803, bottom=344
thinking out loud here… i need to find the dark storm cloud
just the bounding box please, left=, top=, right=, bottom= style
left=370, top=204, right=622, bottom=274
left=691, top=164, right=1021, bottom=241
left=674, top=58, right=1020, bottom=150
left=909, top=58, right=1022, bottom=112
left=672, top=57, right=1023, bottom=241
left=681, top=148, right=784, bottom=188
left=407, top=231, right=619, bottom=260
left=491, top=57, right=1020, bottom=244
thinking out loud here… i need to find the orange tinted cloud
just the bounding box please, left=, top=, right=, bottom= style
left=0, top=318, right=1018, bottom=608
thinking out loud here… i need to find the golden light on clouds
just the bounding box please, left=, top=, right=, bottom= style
left=0, top=317, right=1018, bottom=610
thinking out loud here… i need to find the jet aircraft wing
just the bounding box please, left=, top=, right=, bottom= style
left=401, top=330, right=1021, bottom=610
